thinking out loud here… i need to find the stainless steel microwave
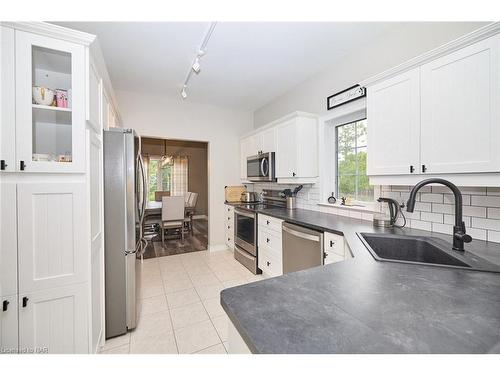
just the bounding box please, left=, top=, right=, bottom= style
left=247, top=152, right=276, bottom=182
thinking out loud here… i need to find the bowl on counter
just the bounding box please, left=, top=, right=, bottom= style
left=32, top=86, right=55, bottom=106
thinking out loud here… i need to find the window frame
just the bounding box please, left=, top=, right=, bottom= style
left=317, top=97, right=376, bottom=210
left=335, top=118, right=371, bottom=203
left=147, top=155, right=172, bottom=201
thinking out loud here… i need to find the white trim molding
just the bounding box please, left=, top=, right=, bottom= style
left=1, top=21, right=96, bottom=46
left=242, top=111, right=318, bottom=138
left=360, top=22, right=500, bottom=87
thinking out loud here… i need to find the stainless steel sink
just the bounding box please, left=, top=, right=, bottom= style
left=358, top=233, right=500, bottom=273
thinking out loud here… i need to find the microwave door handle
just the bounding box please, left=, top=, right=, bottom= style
left=260, top=158, right=269, bottom=177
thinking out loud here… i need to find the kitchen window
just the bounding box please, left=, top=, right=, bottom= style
left=336, top=119, right=373, bottom=203
left=147, top=156, right=172, bottom=201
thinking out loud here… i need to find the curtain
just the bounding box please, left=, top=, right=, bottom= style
left=171, top=156, right=189, bottom=196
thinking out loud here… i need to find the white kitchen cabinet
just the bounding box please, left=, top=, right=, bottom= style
left=1, top=183, right=18, bottom=297
left=257, top=127, right=276, bottom=153
left=420, top=34, right=500, bottom=174
left=240, top=135, right=259, bottom=179
left=225, top=204, right=235, bottom=250
left=0, top=294, right=18, bottom=353
left=257, top=214, right=283, bottom=276
left=87, top=61, right=101, bottom=133
left=18, top=283, right=88, bottom=354
left=15, top=30, right=86, bottom=173
left=323, top=232, right=346, bottom=264
left=0, top=26, right=16, bottom=173
left=367, top=68, right=420, bottom=176
left=275, top=115, right=318, bottom=182
left=17, top=182, right=87, bottom=294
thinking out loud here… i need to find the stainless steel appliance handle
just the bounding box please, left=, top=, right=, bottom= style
left=234, top=246, right=255, bottom=261
left=235, top=209, right=255, bottom=218
left=282, top=225, right=321, bottom=242
left=260, top=158, right=269, bottom=177
left=138, top=153, right=147, bottom=223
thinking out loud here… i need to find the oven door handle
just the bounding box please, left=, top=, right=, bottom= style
left=234, top=209, right=255, bottom=219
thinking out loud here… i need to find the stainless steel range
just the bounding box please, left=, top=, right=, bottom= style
left=233, top=190, right=286, bottom=274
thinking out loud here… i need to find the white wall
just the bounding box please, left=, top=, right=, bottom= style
left=115, top=90, right=254, bottom=249
left=254, top=22, right=488, bottom=127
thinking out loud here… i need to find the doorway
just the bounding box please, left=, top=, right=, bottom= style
left=140, top=137, right=208, bottom=258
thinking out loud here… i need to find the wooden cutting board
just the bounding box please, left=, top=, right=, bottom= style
left=225, top=185, right=247, bottom=203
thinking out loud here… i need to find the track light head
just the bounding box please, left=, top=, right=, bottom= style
left=181, top=86, right=187, bottom=99
left=192, top=58, right=201, bottom=74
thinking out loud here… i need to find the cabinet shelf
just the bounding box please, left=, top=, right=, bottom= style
left=32, top=104, right=72, bottom=112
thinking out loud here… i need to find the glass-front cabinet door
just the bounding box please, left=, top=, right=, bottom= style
left=15, top=31, right=85, bottom=173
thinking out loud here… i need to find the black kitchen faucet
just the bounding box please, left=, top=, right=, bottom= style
left=406, top=178, right=472, bottom=251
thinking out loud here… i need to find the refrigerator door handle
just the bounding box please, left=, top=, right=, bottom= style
left=138, top=153, right=147, bottom=224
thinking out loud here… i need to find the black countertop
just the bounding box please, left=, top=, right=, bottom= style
left=221, top=205, right=500, bottom=353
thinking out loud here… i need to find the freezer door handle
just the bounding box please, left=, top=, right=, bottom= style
left=282, top=225, right=321, bottom=242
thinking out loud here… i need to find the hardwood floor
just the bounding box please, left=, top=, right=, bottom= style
left=142, top=218, right=208, bottom=259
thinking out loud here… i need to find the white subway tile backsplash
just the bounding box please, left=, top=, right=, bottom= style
left=414, top=202, right=432, bottom=212
left=252, top=182, right=500, bottom=244
left=472, top=217, right=500, bottom=231
left=488, top=231, right=500, bottom=242
left=420, top=193, right=444, bottom=203
left=443, top=193, right=470, bottom=205
left=487, top=208, right=500, bottom=220
left=465, top=227, right=487, bottom=241
left=487, top=187, right=500, bottom=196
left=444, top=214, right=471, bottom=227
left=471, top=195, right=500, bottom=208
left=463, top=206, right=487, bottom=218
left=410, top=220, right=432, bottom=231
left=431, top=203, right=454, bottom=215
left=432, top=223, right=453, bottom=235
left=420, top=212, right=443, bottom=223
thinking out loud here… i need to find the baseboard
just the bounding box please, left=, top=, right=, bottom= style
left=193, top=214, right=208, bottom=220
left=209, top=244, right=230, bottom=252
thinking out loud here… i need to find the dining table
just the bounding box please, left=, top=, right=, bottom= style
left=144, top=200, right=196, bottom=218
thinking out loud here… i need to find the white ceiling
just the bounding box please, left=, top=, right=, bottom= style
left=53, top=22, right=399, bottom=111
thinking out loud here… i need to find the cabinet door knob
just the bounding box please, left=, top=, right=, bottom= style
left=266, top=261, right=270, bottom=266
left=2, top=300, right=9, bottom=311
left=266, top=220, right=270, bottom=225
left=266, top=238, right=270, bottom=243
left=22, top=297, right=29, bottom=308
left=330, top=240, right=334, bottom=247
left=422, top=164, right=427, bottom=173
left=227, top=226, right=230, bottom=229
left=292, top=172, right=296, bottom=177
left=410, top=165, right=415, bottom=173
left=20, top=160, right=26, bottom=171
left=0, top=160, right=7, bottom=170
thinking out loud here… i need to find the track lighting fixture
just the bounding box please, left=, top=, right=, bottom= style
left=180, top=22, right=217, bottom=99
left=192, top=58, right=201, bottom=74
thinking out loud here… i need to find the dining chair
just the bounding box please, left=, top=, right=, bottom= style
left=161, top=196, right=185, bottom=246
left=185, top=192, right=199, bottom=234
left=155, top=191, right=171, bottom=202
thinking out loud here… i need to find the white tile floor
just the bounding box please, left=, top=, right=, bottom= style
left=99, top=249, right=265, bottom=354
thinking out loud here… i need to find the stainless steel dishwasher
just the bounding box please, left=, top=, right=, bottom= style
left=282, top=222, right=324, bottom=273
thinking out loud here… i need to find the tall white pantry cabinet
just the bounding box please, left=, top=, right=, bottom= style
left=0, top=22, right=119, bottom=353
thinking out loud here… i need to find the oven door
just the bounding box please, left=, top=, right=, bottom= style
left=234, top=209, right=257, bottom=256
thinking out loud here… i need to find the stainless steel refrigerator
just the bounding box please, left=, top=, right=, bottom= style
left=103, top=128, right=146, bottom=338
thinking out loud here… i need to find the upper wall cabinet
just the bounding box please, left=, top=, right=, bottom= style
left=420, top=34, right=500, bottom=174
left=0, top=26, right=16, bottom=173
left=15, top=31, right=86, bottom=173
left=275, top=115, right=318, bottom=182
left=367, top=68, right=420, bottom=176
left=240, top=113, right=318, bottom=183
left=366, top=30, right=500, bottom=184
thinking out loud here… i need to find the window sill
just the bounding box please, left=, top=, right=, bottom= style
left=317, top=202, right=377, bottom=214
